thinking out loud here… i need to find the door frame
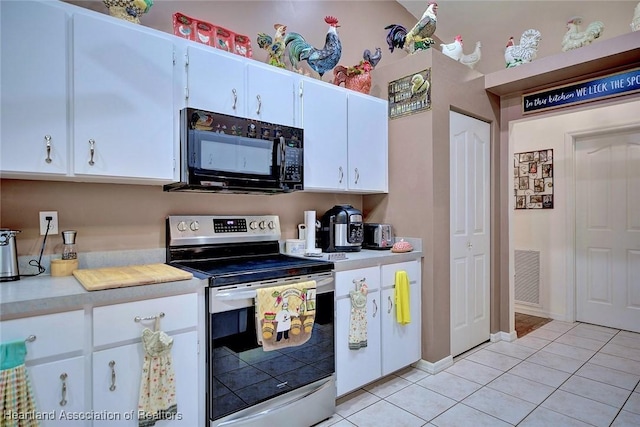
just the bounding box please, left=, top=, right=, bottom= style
left=564, top=123, right=640, bottom=323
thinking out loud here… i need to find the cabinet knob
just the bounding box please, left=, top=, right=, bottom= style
left=354, top=168, right=360, bottom=185
left=372, top=298, right=378, bottom=318
left=108, top=360, right=116, bottom=391
left=338, top=166, right=344, bottom=184
left=59, top=373, right=68, bottom=406
left=387, top=296, right=393, bottom=314
left=232, top=88, right=237, bottom=110
left=44, top=135, right=52, bottom=164
left=256, top=95, right=262, bottom=115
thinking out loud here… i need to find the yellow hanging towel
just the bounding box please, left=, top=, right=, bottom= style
left=394, top=270, right=411, bottom=325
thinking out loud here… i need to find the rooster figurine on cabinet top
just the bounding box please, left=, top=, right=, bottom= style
left=257, top=24, right=288, bottom=68
left=561, top=16, right=604, bottom=51
left=459, top=41, right=482, bottom=69
left=505, top=29, right=542, bottom=68
left=440, top=35, right=463, bottom=61
left=385, top=0, right=438, bottom=54
left=332, top=48, right=382, bottom=95
left=285, top=16, right=342, bottom=79
left=632, top=2, right=640, bottom=31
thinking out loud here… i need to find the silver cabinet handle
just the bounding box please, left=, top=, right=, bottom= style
left=232, top=88, right=237, bottom=110
left=45, top=135, right=52, bottom=163
left=88, top=139, right=96, bottom=166
left=388, top=296, right=393, bottom=314
left=354, top=167, right=360, bottom=184
left=256, top=94, right=262, bottom=115
left=372, top=299, right=378, bottom=318
left=108, top=360, right=116, bottom=391
left=339, top=166, right=344, bottom=183
left=59, top=373, right=68, bottom=406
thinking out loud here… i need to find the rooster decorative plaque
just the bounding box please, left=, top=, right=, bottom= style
left=388, top=69, right=431, bottom=119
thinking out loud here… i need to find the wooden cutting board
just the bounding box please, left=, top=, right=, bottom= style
left=73, top=263, right=193, bottom=291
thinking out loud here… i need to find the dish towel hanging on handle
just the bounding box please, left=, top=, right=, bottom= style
left=255, top=280, right=317, bottom=352
left=137, top=317, right=177, bottom=427
left=395, top=270, right=411, bottom=325
left=0, top=340, right=38, bottom=427
left=349, top=279, right=368, bottom=349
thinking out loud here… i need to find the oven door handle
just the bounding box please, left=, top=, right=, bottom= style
left=214, top=276, right=333, bottom=301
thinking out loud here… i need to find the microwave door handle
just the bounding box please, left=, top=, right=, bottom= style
left=279, top=136, right=286, bottom=181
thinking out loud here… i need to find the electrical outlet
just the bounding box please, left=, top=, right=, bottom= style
left=39, top=211, right=59, bottom=235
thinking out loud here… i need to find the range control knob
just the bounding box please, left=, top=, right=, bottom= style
left=249, top=221, right=258, bottom=230
left=189, top=221, right=199, bottom=231
left=177, top=221, right=187, bottom=232
left=259, top=221, right=266, bottom=230
left=267, top=221, right=275, bottom=230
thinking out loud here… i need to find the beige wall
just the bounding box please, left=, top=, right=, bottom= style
left=365, top=50, right=501, bottom=362
left=0, top=179, right=361, bottom=257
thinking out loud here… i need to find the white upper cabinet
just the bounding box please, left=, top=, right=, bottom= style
left=185, top=45, right=297, bottom=127
left=72, top=13, right=175, bottom=182
left=185, top=44, right=245, bottom=115
left=300, top=78, right=348, bottom=191
left=0, top=0, right=69, bottom=176
left=245, top=62, right=297, bottom=126
left=347, top=92, right=389, bottom=193
left=300, top=77, right=388, bottom=194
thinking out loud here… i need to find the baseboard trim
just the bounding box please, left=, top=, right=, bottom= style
left=413, top=356, right=454, bottom=374
left=490, top=331, right=518, bottom=342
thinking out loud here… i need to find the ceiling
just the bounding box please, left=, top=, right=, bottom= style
left=395, top=1, right=638, bottom=75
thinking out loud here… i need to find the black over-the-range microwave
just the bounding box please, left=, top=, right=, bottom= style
left=163, top=108, right=304, bottom=194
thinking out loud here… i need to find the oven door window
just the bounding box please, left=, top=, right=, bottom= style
left=209, top=291, right=334, bottom=421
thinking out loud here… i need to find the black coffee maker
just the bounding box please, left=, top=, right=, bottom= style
left=319, top=205, right=363, bottom=252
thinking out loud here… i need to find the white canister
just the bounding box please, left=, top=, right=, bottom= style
left=285, top=239, right=306, bottom=255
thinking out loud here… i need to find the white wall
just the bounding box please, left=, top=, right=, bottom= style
left=511, top=98, right=640, bottom=321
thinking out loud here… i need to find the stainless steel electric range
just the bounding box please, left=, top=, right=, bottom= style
left=166, top=215, right=336, bottom=427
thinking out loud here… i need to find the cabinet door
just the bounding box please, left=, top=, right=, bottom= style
left=92, top=331, right=198, bottom=426
left=72, top=13, right=175, bottom=181
left=300, top=78, right=348, bottom=192
left=186, top=45, right=245, bottom=115
left=347, top=93, right=388, bottom=193
left=0, top=0, right=69, bottom=176
left=29, top=356, right=87, bottom=426
left=381, top=261, right=422, bottom=375
left=335, top=267, right=381, bottom=396
left=93, top=342, right=143, bottom=426
left=246, top=62, right=296, bottom=126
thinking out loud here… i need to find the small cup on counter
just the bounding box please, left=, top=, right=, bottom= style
left=285, top=239, right=306, bottom=255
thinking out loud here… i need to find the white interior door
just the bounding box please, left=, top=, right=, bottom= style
left=450, top=111, right=491, bottom=357
left=576, top=130, right=640, bottom=332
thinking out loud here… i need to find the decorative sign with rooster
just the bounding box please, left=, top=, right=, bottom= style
left=388, top=69, right=431, bottom=119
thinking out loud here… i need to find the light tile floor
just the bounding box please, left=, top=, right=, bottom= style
left=318, top=321, right=640, bottom=427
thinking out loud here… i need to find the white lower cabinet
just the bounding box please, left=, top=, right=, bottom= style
left=380, top=260, right=422, bottom=375
left=29, top=357, right=88, bottom=426
left=335, top=260, right=421, bottom=397
left=92, top=331, right=198, bottom=426
left=335, top=266, right=381, bottom=397
left=92, top=293, right=199, bottom=426
left=0, top=310, right=86, bottom=426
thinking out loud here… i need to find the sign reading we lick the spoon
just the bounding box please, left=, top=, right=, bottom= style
left=522, top=67, right=640, bottom=114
